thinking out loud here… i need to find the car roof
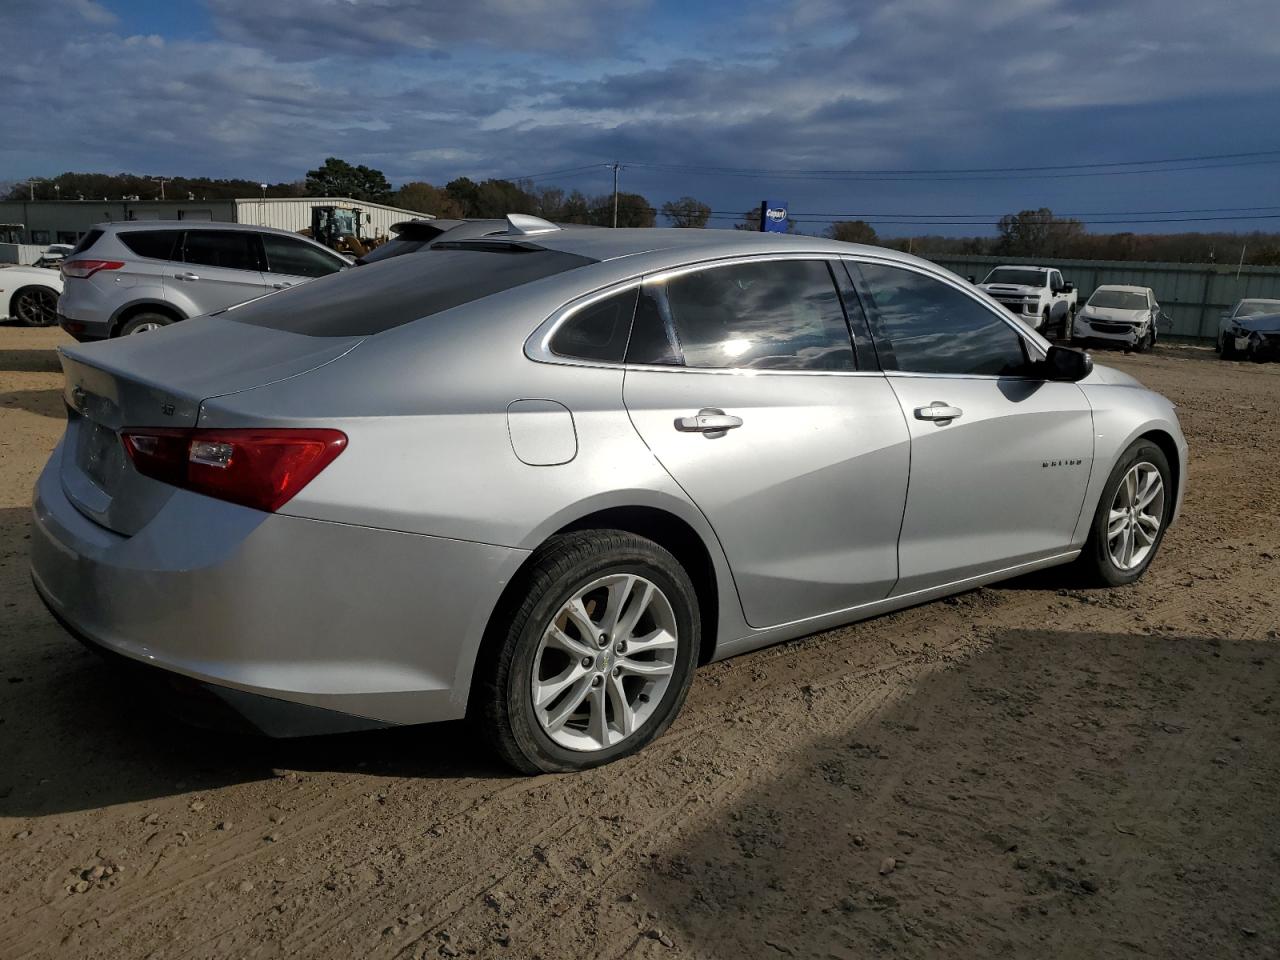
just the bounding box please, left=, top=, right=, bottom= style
left=1092, top=284, right=1151, bottom=294
left=482, top=225, right=906, bottom=266
left=1240, top=297, right=1280, bottom=304
left=90, top=220, right=320, bottom=240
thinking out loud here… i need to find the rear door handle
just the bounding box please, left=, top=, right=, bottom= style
left=915, top=401, right=963, bottom=422
left=173, top=271, right=199, bottom=281
left=675, top=408, right=743, bottom=436
left=271, top=281, right=294, bottom=289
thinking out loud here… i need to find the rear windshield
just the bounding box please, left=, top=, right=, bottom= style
left=229, top=245, right=596, bottom=337
left=356, top=237, right=433, bottom=265
left=70, top=230, right=103, bottom=255
left=984, top=268, right=1047, bottom=287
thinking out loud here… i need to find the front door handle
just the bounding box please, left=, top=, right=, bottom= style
left=674, top=407, right=743, bottom=437
left=915, top=401, right=963, bottom=422
left=271, top=281, right=294, bottom=289
left=173, top=271, right=199, bottom=281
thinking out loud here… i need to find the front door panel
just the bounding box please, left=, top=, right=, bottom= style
left=886, top=376, right=1094, bottom=594
left=624, top=369, right=910, bottom=628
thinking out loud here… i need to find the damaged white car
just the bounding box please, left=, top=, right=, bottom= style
left=1073, top=285, right=1162, bottom=352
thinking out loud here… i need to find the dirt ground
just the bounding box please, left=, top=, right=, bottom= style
left=0, top=324, right=1276, bottom=960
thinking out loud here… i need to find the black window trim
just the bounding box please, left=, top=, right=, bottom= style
left=526, top=253, right=879, bottom=376
left=841, top=254, right=1049, bottom=382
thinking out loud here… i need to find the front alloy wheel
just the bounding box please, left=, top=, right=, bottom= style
left=476, top=530, right=699, bottom=773
left=1106, top=462, right=1165, bottom=571
left=1079, top=439, right=1172, bottom=586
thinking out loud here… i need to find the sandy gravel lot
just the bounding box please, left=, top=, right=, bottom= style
left=0, top=324, right=1276, bottom=959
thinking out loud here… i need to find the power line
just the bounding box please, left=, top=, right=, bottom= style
left=622, top=149, right=1280, bottom=179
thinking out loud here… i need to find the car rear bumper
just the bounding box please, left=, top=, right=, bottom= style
left=29, top=448, right=527, bottom=732
left=57, top=311, right=108, bottom=342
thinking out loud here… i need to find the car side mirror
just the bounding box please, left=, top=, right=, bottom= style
left=1037, top=345, right=1093, bottom=382
left=1062, top=282, right=1074, bottom=293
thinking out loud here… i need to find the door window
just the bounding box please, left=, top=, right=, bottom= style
left=626, top=259, right=855, bottom=371
left=120, top=230, right=181, bottom=261
left=261, top=234, right=345, bottom=278
left=853, top=262, right=1028, bottom=376
left=182, top=230, right=261, bottom=271
left=549, top=288, right=638, bottom=363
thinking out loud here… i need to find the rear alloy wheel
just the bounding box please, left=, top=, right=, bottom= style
left=477, top=530, right=699, bottom=773
left=1078, top=440, right=1172, bottom=587
left=119, top=312, right=173, bottom=336
left=12, top=286, right=58, bottom=326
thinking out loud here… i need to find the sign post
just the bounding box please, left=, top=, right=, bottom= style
left=759, top=200, right=788, bottom=233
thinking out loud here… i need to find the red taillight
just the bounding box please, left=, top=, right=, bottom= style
left=121, top=428, right=347, bottom=513
left=61, top=259, right=125, bottom=279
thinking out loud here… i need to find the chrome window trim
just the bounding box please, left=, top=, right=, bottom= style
left=525, top=252, right=864, bottom=373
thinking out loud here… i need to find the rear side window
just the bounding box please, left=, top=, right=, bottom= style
left=852, top=262, right=1028, bottom=376
left=119, top=230, right=180, bottom=261
left=262, top=234, right=344, bottom=278
left=70, top=230, right=102, bottom=255
left=626, top=259, right=855, bottom=371
left=182, top=230, right=261, bottom=271
left=549, top=288, right=638, bottom=363
left=229, top=245, right=597, bottom=337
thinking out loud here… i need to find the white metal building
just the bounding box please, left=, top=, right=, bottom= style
left=0, top=197, right=433, bottom=262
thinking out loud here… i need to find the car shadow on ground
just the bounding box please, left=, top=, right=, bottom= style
left=0, top=643, right=515, bottom=818
left=634, top=628, right=1277, bottom=960
left=0, top=387, right=64, bottom=417
left=0, top=345, right=62, bottom=373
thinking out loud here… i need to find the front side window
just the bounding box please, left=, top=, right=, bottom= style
left=182, top=230, right=260, bottom=271
left=549, top=288, right=638, bottom=363
left=626, top=259, right=855, bottom=371
left=854, top=262, right=1028, bottom=377
left=120, top=230, right=180, bottom=261
left=262, top=234, right=344, bottom=278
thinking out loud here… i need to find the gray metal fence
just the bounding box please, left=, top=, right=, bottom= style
left=921, top=254, right=1280, bottom=341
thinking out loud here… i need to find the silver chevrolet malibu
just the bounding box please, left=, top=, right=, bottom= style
left=30, top=217, right=1187, bottom=772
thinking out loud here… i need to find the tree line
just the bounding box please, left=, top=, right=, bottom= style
left=6, top=161, right=1279, bottom=265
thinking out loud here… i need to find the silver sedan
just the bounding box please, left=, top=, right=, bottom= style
left=30, top=218, right=1187, bottom=772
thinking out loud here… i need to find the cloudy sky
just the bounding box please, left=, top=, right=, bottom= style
left=2, top=0, right=1279, bottom=234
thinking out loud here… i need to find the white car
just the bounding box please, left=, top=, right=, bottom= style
left=1073, top=285, right=1161, bottom=352
left=0, top=264, right=63, bottom=326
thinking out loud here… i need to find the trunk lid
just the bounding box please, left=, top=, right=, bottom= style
left=57, top=316, right=362, bottom=535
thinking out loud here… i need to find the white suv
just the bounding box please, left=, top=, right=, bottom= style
left=58, top=221, right=351, bottom=340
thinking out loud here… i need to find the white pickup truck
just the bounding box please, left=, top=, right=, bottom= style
left=976, top=265, right=1077, bottom=339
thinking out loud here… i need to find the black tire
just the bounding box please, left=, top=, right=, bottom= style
left=1219, top=334, right=1237, bottom=359
left=1042, top=308, right=1052, bottom=336
left=1077, top=440, right=1173, bottom=587
left=1133, top=328, right=1151, bottom=353
left=118, top=311, right=174, bottom=336
left=11, top=286, right=58, bottom=327
left=1061, top=306, right=1074, bottom=342
left=474, top=530, right=700, bottom=773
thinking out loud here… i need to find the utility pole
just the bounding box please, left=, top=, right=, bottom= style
left=26, top=177, right=45, bottom=201
left=611, top=162, right=620, bottom=228
left=1236, top=243, right=1247, bottom=280
left=150, top=176, right=169, bottom=200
